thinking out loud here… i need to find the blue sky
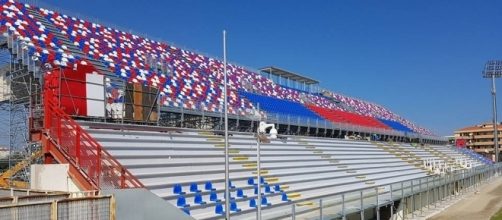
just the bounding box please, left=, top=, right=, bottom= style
left=33, top=0, right=502, bottom=136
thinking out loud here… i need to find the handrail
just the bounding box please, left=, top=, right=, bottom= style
left=257, top=163, right=501, bottom=220
left=43, top=89, right=143, bottom=190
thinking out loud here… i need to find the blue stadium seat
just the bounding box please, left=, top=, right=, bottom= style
left=215, top=203, right=224, bottom=215
left=240, top=91, right=323, bottom=121
left=249, top=198, right=257, bottom=208
left=281, top=193, right=289, bottom=201
left=173, top=184, right=184, bottom=194
left=274, top=184, right=281, bottom=192
left=378, top=118, right=413, bottom=133
left=177, top=196, right=188, bottom=207
left=261, top=196, right=270, bottom=206
left=204, top=181, right=215, bottom=191
left=190, top=183, right=200, bottom=193
left=247, top=177, right=255, bottom=185
left=230, top=200, right=241, bottom=212
left=236, top=188, right=245, bottom=198
left=209, top=191, right=219, bottom=202
left=264, top=184, right=271, bottom=193
left=194, top=193, right=206, bottom=205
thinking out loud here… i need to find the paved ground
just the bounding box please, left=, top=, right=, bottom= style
left=426, top=176, right=502, bottom=220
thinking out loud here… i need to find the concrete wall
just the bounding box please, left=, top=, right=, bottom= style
left=30, top=164, right=80, bottom=192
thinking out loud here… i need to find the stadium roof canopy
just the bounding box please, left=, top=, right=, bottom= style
left=259, top=66, right=319, bottom=85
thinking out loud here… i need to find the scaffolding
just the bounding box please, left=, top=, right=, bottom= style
left=0, top=35, right=43, bottom=187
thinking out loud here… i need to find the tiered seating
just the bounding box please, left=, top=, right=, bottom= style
left=33, top=5, right=345, bottom=117
left=0, top=0, right=440, bottom=136
left=239, top=91, right=323, bottom=122
left=307, top=105, right=389, bottom=129
left=0, top=0, right=76, bottom=65
left=323, top=91, right=434, bottom=135
left=36, top=7, right=254, bottom=115
left=81, top=121, right=431, bottom=219
left=396, top=143, right=484, bottom=169
left=456, top=148, right=493, bottom=165
left=428, top=145, right=486, bottom=167
left=378, top=118, right=413, bottom=133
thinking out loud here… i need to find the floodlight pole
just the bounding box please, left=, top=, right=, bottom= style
left=491, top=73, right=499, bottom=163
left=223, top=30, right=230, bottom=220
left=483, top=60, right=502, bottom=163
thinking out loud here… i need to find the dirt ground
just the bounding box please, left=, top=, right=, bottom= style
left=428, top=177, right=502, bottom=220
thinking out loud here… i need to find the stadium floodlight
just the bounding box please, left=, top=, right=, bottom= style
left=223, top=30, right=230, bottom=220
left=483, top=60, right=502, bottom=163
left=256, top=122, right=278, bottom=220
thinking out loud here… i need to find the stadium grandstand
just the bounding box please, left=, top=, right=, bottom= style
left=0, top=0, right=500, bottom=219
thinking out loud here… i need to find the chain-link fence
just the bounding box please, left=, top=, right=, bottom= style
left=57, top=197, right=112, bottom=220
left=0, top=201, right=52, bottom=220
left=0, top=195, right=115, bottom=220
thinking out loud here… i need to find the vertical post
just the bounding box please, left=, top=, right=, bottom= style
left=411, top=181, right=414, bottom=218
left=403, top=196, right=407, bottom=220
left=292, top=203, right=295, bottom=220
left=360, top=190, right=364, bottom=220
left=376, top=187, right=380, bottom=220
left=419, top=179, right=423, bottom=216
left=492, top=74, right=500, bottom=163
left=103, top=77, right=107, bottom=123
left=50, top=200, right=57, bottom=220
left=75, top=127, right=81, bottom=167
left=121, top=80, right=126, bottom=126
left=390, top=184, right=393, bottom=202
left=57, top=115, right=62, bottom=144
left=110, top=195, right=117, bottom=220
left=342, top=193, right=346, bottom=220
left=434, top=176, right=437, bottom=208
left=319, top=199, right=323, bottom=220
left=390, top=187, right=394, bottom=220
left=426, top=177, right=430, bottom=208
left=401, top=181, right=404, bottom=199
left=256, top=138, right=261, bottom=220
left=120, top=168, right=125, bottom=188
left=97, top=148, right=102, bottom=188
left=223, top=30, right=230, bottom=220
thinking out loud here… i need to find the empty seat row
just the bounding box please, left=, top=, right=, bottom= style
left=308, top=104, right=390, bottom=129
left=82, top=122, right=434, bottom=219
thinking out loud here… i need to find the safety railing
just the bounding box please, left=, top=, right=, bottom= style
left=258, top=163, right=502, bottom=220
left=43, top=89, right=143, bottom=190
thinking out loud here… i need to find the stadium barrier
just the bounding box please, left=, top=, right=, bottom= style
left=162, top=99, right=422, bottom=138
left=260, top=164, right=502, bottom=220
left=0, top=195, right=115, bottom=220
